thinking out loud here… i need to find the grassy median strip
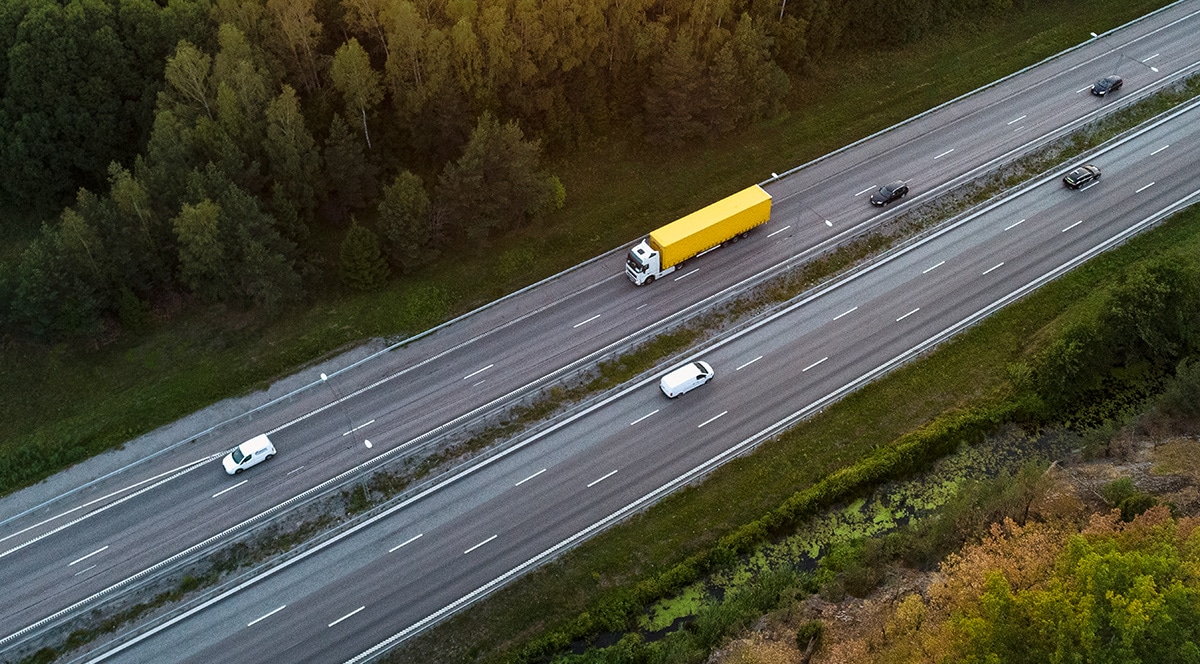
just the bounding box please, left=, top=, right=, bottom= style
left=384, top=198, right=1200, bottom=662
left=0, top=0, right=1174, bottom=496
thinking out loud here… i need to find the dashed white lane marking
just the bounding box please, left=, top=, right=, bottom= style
left=1136, top=182, right=1156, bottom=193
left=674, top=268, right=700, bottom=281
left=630, top=410, right=659, bottom=426
left=802, top=357, right=829, bottom=372
left=1080, top=181, right=1100, bottom=191
left=286, top=466, right=305, bottom=476
left=515, top=469, right=547, bottom=486
left=1006, top=114, right=1027, bottom=125
left=329, top=606, right=365, bottom=628
left=1151, top=144, right=1170, bottom=155
left=573, top=314, right=601, bottom=329
left=896, top=308, right=920, bottom=322
left=1062, top=220, right=1084, bottom=232
left=1076, top=86, right=1092, bottom=93
left=464, top=535, right=498, bottom=554
left=982, top=262, right=1005, bottom=275
left=854, top=186, right=875, bottom=197
left=735, top=356, right=762, bottom=371
left=342, top=419, right=374, bottom=436
left=73, top=564, right=96, bottom=577
left=934, top=148, right=954, bottom=160
left=833, top=306, right=858, bottom=321
left=587, top=470, right=618, bottom=488
left=68, top=546, right=108, bottom=567
left=1004, top=218, right=1026, bottom=231
left=212, top=480, right=248, bottom=498
left=248, top=605, right=286, bottom=627
left=635, top=303, right=648, bottom=310
left=922, top=260, right=945, bottom=274
left=1013, top=125, right=1026, bottom=133
left=697, top=412, right=728, bottom=428
left=1143, top=53, right=1160, bottom=62
left=388, top=534, right=422, bottom=553
left=697, top=246, right=720, bottom=257
left=767, top=225, right=791, bottom=238
left=462, top=364, right=493, bottom=380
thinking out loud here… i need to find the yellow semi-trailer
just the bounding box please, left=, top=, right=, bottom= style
left=625, top=185, right=773, bottom=285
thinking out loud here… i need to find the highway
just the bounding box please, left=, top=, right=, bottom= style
left=2, top=0, right=1200, bottom=659
left=87, top=63, right=1200, bottom=664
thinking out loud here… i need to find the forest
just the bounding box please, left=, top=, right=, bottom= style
left=0, top=0, right=1033, bottom=340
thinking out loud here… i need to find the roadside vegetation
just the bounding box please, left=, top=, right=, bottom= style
left=0, top=0, right=1173, bottom=496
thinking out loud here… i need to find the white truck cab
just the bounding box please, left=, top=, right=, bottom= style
left=660, top=361, right=715, bottom=398
left=223, top=434, right=276, bottom=475
left=626, top=240, right=671, bottom=285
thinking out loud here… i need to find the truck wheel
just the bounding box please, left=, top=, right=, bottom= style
left=740, top=231, right=750, bottom=239
left=645, top=275, right=655, bottom=284
left=730, top=234, right=740, bottom=244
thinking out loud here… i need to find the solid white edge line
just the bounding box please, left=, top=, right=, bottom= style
left=211, top=480, right=248, bottom=499
left=247, top=605, right=285, bottom=627
left=515, top=469, right=547, bottom=486
left=463, top=535, right=498, bottom=555
left=629, top=410, right=659, bottom=426
left=388, top=534, right=423, bottom=553
left=328, top=606, right=366, bottom=628
left=802, top=357, right=829, bottom=372
left=586, top=470, right=619, bottom=488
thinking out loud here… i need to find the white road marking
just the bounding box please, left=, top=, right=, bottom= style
left=1136, top=182, right=1156, bottom=193
left=341, top=419, right=374, bottom=436
left=1151, top=144, right=1170, bottom=155
left=573, top=314, right=601, bottom=329
left=934, top=148, right=954, bottom=160
left=833, top=306, right=858, bottom=321
left=1143, top=53, right=1160, bottom=62
left=515, top=469, right=547, bottom=486
left=1004, top=218, right=1026, bottom=231
left=697, top=246, right=721, bottom=257
left=824, top=220, right=833, bottom=227
left=802, top=357, right=829, bottom=372
left=635, top=303, right=648, bottom=310
left=674, top=268, right=700, bottom=281
left=1080, top=181, right=1100, bottom=191
left=587, top=470, right=618, bottom=488
left=1076, top=86, right=1091, bottom=93
left=73, top=564, right=96, bottom=577
left=211, top=481, right=247, bottom=498
left=1006, top=114, right=1027, bottom=125
left=247, top=605, right=286, bottom=627
left=922, top=260, right=945, bottom=274
left=472, top=379, right=487, bottom=387
left=1062, top=220, right=1084, bottom=233
left=735, top=356, right=762, bottom=371
left=896, top=308, right=920, bottom=322
left=464, top=535, right=498, bottom=554
left=1013, top=125, right=1026, bottom=133
left=697, top=411, right=728, bottom=428
left=854, top=186, right=875, bottom=197
left=328, top=606, right=365, bottom=628
left=68, top=546, right=108, bottom=567
left=982, top=262, right=1005, bottom=275
left=388, top=534, right=423, bottom=553
left=767, top=225, right=791, bottom=238
left=630, top=410, right=659, bottom=426
left=286, top=466, right=305, bottom=476
left=462, top=364, right=493, bottom=380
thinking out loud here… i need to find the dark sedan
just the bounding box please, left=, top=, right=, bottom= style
left=1063, top=164, right=1101, bottom=188
left=870, top=180, right=909, bottom=206
left=1092, top=75, right=1123, bottom=96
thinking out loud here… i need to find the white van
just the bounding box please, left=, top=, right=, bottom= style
left=222, top=434, right=276, bottom=475
left=660, top=361, right=715, bottom=398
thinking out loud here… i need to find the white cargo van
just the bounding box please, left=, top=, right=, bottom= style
left=660, top=361, right=715, bottom=398
left=222, top=434, right=276, bottom=475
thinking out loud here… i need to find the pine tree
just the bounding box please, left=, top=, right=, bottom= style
left=340, top=221, right=390, bottom=291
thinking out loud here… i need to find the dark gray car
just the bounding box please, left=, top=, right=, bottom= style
left=1063, top=164, right=1101, bottom=188
left=870, top=180, right=909, bottom=206
left=1092, top=75, right=1123, bottom=96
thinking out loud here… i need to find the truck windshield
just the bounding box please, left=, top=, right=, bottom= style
left=231, top=448, right=245, bottom=464
left=626, top=251, right=647, bottom=273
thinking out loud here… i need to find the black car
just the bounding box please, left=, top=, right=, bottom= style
left=1063, top=164, right=1101, bottom=188
left=870, top=180, right=909, bottom=206
left=1092, top=75, right=1123, bottom=96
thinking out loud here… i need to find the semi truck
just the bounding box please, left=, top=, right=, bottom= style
left=625, top=185, right=772, bottom=286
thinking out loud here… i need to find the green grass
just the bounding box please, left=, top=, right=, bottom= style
left=385, top=178, right=1200, bottom=663
left=0, top=0, right=1172, bottom=494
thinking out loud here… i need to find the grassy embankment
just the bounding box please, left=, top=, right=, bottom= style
left=0, top=0, right=1171, bottom=497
